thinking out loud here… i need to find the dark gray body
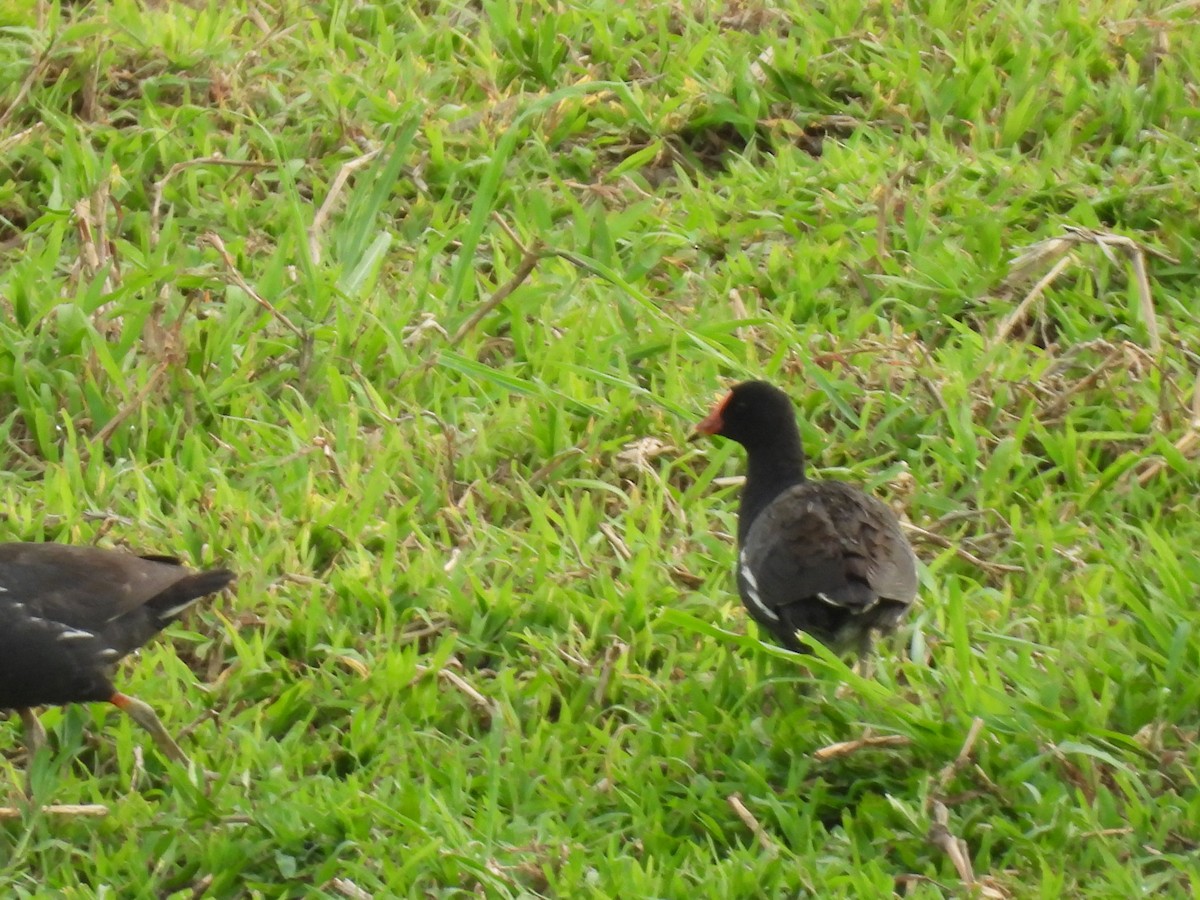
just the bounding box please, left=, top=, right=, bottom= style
left=0, top=543, right=233, bottom=708
left=737, top=480, right=918, bottom=654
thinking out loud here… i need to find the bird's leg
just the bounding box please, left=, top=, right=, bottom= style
left=18, top=708, right=46, bottom=757
left=18, top=708, right=47, bottom=798
left=109, top=693, right=190, bottom=765
left=851, top=630, right=878, bottom=680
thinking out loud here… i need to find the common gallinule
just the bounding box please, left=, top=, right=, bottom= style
left=692, top=381, right=918, bottom=656
left=0, top=543, right=233, bottom=767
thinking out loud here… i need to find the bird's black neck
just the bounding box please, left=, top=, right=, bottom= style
left=737, top=437, right=807, bottom=541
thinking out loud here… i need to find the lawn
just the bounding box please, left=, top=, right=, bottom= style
left=1, top=0, right=1198, bottom=896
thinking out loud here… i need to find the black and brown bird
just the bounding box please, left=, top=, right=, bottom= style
left=0, top=543, right=233, bottom=769
left=692, top=381, right=918, bottom=656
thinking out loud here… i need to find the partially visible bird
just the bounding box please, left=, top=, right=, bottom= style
left=692, top=380, right=918, bottom=656
left=0, top=543, right=234, bottom=771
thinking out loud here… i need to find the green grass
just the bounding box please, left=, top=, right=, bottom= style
left=1, top=0, right=1199, bottom=895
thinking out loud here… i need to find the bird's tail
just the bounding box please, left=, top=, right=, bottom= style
left=146, top=568, right=236, bottom=626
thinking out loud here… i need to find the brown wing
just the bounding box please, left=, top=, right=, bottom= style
left=0, top=543, right=218, bottom=628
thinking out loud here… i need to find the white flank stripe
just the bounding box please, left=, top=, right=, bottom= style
left=57, top=628, right=95, bottom=641
left=156, top=597, right=202, bottom=619
left=815, top=591, right=879, bottom=612
left=738, top=548, right=779, bottom=623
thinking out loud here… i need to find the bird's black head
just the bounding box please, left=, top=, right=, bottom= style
left=692, top=380, right=798, bottom=450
